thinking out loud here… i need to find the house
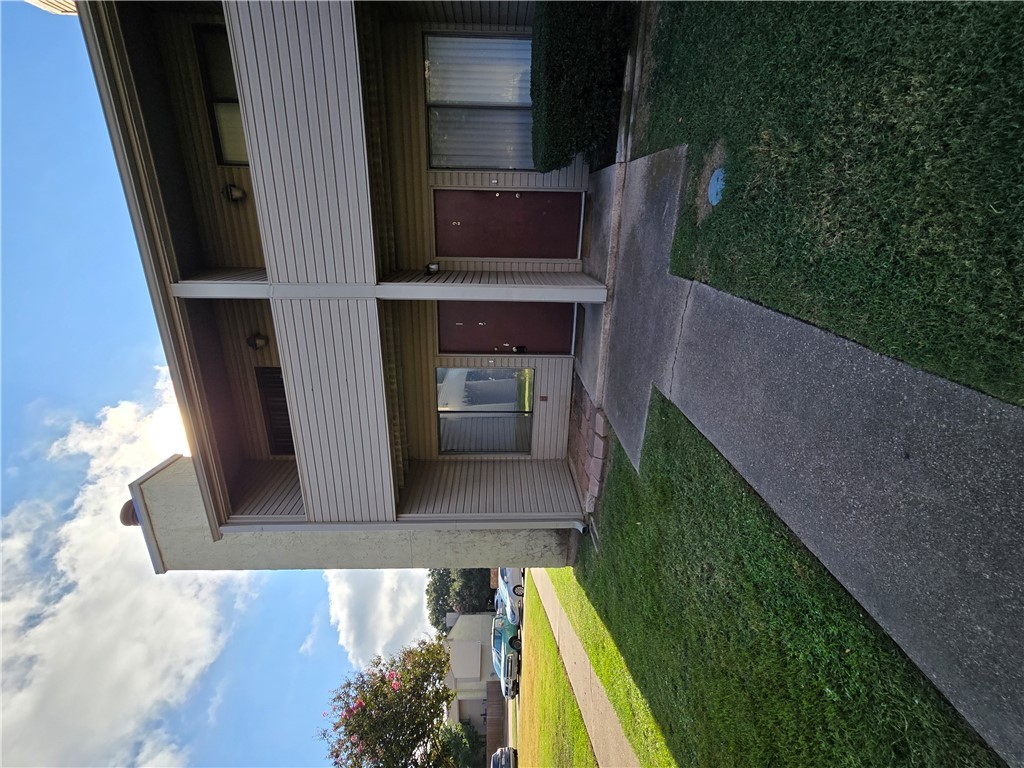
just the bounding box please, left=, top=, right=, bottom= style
left=443, top=613, right=505, bottom=758
left=82, top=0, right=607, bottom=572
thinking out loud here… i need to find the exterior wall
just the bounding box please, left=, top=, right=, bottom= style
left=355, top=3, right=398, bottom=280
left=155, top=6, right=265, bottom=274
left=374, top=14, right=589, bottom=275
left=380, top=302, right=409, bottom=491
left=213, top=299, right=280, bottom=461
left=272, top=298, right=395, bottom=523
left=396, top=302, right=574, bottom=462
left=435, top=258, right=581, bottom=273
left=132, top=456, right=574, bottom=571
left=445, top=613, right=500, bottom=739
left=380, top=2, right=535, bottom=26
left=225, top=1, right=376, bottom=286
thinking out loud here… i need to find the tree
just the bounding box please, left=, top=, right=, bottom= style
left=427, top=569, right=493, bottom=634
left=450, top=569, right=492, bottom=614
left=436, top=722, right=484, bottom=768
left=320, top=638, right=454, bottom=767
left=426, top=569, right=455, bottom=634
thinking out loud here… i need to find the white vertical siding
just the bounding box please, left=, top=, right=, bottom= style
left=226, top=1, right=375, bottom=285
left=399, top=460, right=581, bottom=518
left=272, top=298, right=395, bottom=523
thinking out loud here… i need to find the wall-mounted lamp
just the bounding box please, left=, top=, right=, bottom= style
left=222, top=183, right=247, bottom=203
left=246, top=332, right=269, bottom=351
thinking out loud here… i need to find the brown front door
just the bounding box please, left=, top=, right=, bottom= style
left=434, top=190, right=581, bottom=259
left=438, top=301, right=574, bottom=354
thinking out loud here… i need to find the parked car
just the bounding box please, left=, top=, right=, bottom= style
left=494, top=589, right=515, bottom=627
left=490, top=614, right=521, bottom=699
left=496, top=567, right=524, bottom=626
left=490, top=746, right=518, bottom=768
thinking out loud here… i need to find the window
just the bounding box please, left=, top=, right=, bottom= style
left=195, top=26, right=248, bottom=165
left=436, top=367, right=534, bottom=454
left=255, top=367, right=294, bottom=455
left=425, top=36, right=533, bottom=170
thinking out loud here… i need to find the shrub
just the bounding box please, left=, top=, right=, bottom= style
left=531, top=1, right=635, bottom=172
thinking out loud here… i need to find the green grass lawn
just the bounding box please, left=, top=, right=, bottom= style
left=547, top=567, right=676, bottom=767
left=557, top=392, right=1001, bottom=767
left=518, top=576, right=598, bottom=768
left=638, top=3, right=1024, bottom=405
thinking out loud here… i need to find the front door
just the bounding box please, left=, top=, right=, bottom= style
left=438, top=301, right=574, bottom=355
left=434, top=190, right=581, bottom=260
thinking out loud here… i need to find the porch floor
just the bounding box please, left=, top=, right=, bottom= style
left=398, top=459, right=581, bottom=519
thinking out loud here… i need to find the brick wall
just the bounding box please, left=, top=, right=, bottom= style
left=567, top=374, right=610, bottom=518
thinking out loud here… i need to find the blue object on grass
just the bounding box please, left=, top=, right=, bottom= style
left=708, top=167, right=726, bottom=206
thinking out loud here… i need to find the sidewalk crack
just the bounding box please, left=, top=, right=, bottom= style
left=668, top=281, right=695, bottom=401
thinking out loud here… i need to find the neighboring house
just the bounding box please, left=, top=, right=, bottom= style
left=444, top=613, right=504, bottom=759
left=82, top=0, right=606, bottom=572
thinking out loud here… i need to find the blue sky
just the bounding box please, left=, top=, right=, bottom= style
left=1, top=5, right=431, bottom=766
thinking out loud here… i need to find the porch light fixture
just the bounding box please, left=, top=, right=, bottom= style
left=222, top=183, right=246, bottom=203
left=424, top=262, right=440, bottom=275
left=246, top=332, right=269, bottom=351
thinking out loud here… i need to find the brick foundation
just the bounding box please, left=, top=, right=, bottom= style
left=567, top=373, right=611, bottom=520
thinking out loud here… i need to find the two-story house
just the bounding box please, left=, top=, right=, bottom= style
left=85, top=0, right=607, bottom=572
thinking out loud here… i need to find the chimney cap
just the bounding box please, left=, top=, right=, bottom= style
left=120, top=499, right=140, bottom=527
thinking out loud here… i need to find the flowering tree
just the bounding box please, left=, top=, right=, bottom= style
left=320, top=638, right=455, bottom=767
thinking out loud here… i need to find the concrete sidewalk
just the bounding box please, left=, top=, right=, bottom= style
left=530, top=568, right=640, bottom=768
left=586, top=145, right=1024, bottom=765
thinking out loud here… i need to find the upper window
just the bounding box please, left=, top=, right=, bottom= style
left=195, top=26, right=248, bottom=166
left=425, top=36, right=534, bottom=170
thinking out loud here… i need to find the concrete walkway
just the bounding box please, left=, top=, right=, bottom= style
left=530, top=568, right=640, bottom=768
left=587, top=145, right=1024, bottom=765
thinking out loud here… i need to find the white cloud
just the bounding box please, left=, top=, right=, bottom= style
left=1, top=369, right=252, bottom=768
left=206, top=679, right=227, bottom=726
left=299, top=612, right=321, bottom=656
left=323, top=570, right=433, bottom=668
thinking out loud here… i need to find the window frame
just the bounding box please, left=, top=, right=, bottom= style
left=193, top=24, right=248, bottom=167
left=423, top=33, right=535, bottom=172
left=435, top=366, right=535, bottom=455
